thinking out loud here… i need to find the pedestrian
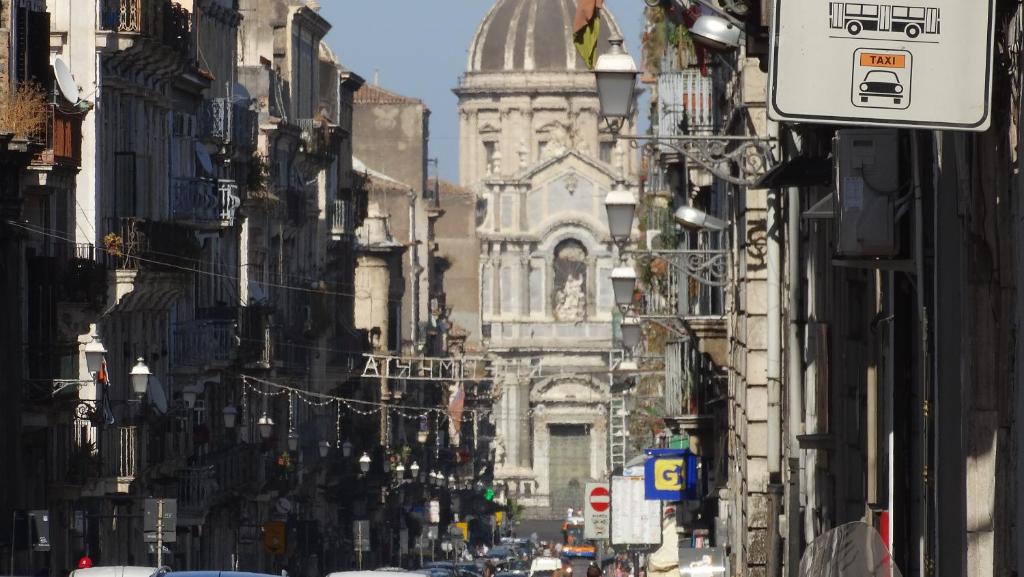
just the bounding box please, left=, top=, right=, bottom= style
left=587, top=566, right=603, bottom=577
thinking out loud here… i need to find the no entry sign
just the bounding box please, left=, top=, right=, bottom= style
left=590, top=486, right=610, bottom=512
left=584, top=483, right=610, bottom=540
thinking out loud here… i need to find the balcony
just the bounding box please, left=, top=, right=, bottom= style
left=238, top=306, right=274, bottom=369
left=104, top=217, right=200, bottom=271
left=27, top=242, right=107, bottom=309
left=98, top=425, right=137, bottom=494
left=632, top=250, right=727, bottom=319
left=201, top=98, right=258, bottom=149
left=31, top=105, right=82, bottom=168
left=170, top=177, right=241, bottom=228
left=329, top=199, right=356, bottom=239
left=210, top=444, right=266, bottom=498
left=178, top=466, right=214, bottom=513
left=171, top=319, right=237, bottom=370
left=99, top=0, right=192, bottom=57
left=297, top=118, right=332, bottom=159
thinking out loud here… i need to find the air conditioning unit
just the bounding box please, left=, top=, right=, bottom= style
left=833, top=129, right=901, bottom=258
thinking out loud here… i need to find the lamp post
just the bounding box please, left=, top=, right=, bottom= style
left=410, top=461, right=420, bottom=479
left=611, top=267, right=637, bottom=308
left=593, top=37, right=775, bottom=185
left=342, top=440, right=353, bottom=458
left=359, top=453, right=371, bottom=474
left=605, top=180, right=637, bottom=247
left=594, top=36, right=638, bottom=135
left=257, top=414, right=274, bottom=440
left=288, top=430, right=300, bottom=452
left=129, top=357, right=151, bottom=398
left=83, top=337, right=106, bottom=375
left=223, top=404, right=238, bottom=429
left=318, top=440, right=331, bottom=458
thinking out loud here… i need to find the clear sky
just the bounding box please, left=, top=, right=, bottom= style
left=320, top=0, right=646, bottom=183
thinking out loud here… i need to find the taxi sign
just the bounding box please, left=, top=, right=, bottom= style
left=769, top=0, right=996, bottom=130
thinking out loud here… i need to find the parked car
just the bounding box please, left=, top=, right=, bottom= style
left=528, top=558, right=561, bottom=577
left=72, top=567, right=164, bottom=577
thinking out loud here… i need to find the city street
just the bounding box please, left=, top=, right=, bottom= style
left=0, top=1, right=1018, bottom=577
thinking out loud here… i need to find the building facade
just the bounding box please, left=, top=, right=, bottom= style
left=458, top=0, right=637, bottom=516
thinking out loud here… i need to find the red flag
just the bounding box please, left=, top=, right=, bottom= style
left=97, top=359, right=108, bottom=385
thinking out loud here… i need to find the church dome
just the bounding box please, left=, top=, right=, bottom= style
left=467, top=0, right=624, bottom=73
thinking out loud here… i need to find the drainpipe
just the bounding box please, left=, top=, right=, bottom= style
left=786, top=183, right=803, bottom=577
left=910, top=131, right=930, bottom=577
left=767, top=184, right=783, bottom=577
left=767, top=184, right=782, bottom=476
left=408, top=189, right=419, bottom=351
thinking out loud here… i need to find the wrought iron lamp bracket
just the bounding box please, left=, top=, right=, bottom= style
left=619, top=134, right=776, bottom=187
left=626, top=249, right=730, bottom=288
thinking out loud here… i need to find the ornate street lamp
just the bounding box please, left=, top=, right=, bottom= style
left=222, top=404, right=238, bottom=429
left=611, top=267, right=637, bottom=307
left=342, top=440, right=353, bottom=458
left=594, top=36, right=638, bottom=135
left=83, top=337, right=107, bottom=375
left=257, top=414, right=274, bottom=439
left=605, top=181, right=637, bottom=245
left=288, top=430, right=300, bottom=452
left=359, top=452, right=371, bottom=474
left=318, top=440, right=331, bottom=458
left=447, top=474, right=456, bottom=488
left=129, top=357, right=151, bottom=398
left=621, top=317, right=643, bottom=349
left=674, top=205, right=728, bottom=232
left=410, top=461, right=420, bottom=479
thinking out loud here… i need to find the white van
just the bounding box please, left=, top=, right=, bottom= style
left=69, top=567, right=162, bottom=577
left=529, top=558, right=562, bottom=577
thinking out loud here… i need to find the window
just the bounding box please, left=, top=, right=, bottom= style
left=600, top=142, right=615, bottom=164
left=484, top=141, right=497, bottom=173
left=553, top=240, right=588, bottom=321
left=892, top=7, right=908, bottom=17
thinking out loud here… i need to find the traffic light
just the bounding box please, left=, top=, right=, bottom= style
left=484, top=487, right=495, bottom=501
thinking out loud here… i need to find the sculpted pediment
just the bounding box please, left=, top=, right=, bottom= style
left=531, top=376, right=609, bottom=404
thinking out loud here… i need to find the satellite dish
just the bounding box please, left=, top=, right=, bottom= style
left=53, top=58, right=80, bottom=104
left=195, top=142, right=214, bottom=174
left=232, top=82, right=251, bottom=103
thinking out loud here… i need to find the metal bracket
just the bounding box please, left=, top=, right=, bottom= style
left=618, top=134, right=776, bottom=187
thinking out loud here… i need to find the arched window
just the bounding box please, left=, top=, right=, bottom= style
left=553, top=239, right=588, bottom=321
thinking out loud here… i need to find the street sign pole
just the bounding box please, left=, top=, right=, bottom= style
left=156, top=499, right=164, bottom=568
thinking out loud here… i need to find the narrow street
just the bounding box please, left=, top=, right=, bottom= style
left=0, top=1, right=1019, bottom=577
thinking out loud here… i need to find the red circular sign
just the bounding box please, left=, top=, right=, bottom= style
left=589, top=486, right=610, bottom=512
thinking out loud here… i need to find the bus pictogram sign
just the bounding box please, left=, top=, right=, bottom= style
left=770, top=0, right=996, bottom=130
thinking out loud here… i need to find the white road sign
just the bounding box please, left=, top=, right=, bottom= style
left=610, top=476, right=662, bottom=547
left=584, top=483, right=611, bottom=540
left=769, top=0, right=996, bottom=130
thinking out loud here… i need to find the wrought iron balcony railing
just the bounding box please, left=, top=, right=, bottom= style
left=169, top=177, right=240, bottom=228
left=104, top=217, right=200, bottom=271
left=171, top=320, right=237, bottom=369
left=99, top=0, right=191, bottom=56
left=297, top=118, right=332, bottom=159
left=630, top=250, right=728, bottom=319
left=201, top=98, right=258, bottom=149
left=178, top=466, right=215, bottom=511
left=329, top=199, right=355, bottom=238
left=99, top=425, right=137, bottom=479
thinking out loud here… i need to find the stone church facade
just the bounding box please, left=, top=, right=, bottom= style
left=455, top=0, right=636, bottom=514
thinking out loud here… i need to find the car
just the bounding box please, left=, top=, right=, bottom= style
left=421, top=563, right=481, bottom=577
left=528, top=558, right=561, bottom=577
left=329, top=572, right=424, bottom=577
left=167, top=573, right=280, bottom=577
left=859, top=70, right=904, bottom=105
left=72, top=568, right=165, bottom=577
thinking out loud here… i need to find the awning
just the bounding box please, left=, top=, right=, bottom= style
left=109, top=280, right=186, bottom=313
left=802, top=194, right=835, bottom=220
left=754, top=155, right=832, bottom=189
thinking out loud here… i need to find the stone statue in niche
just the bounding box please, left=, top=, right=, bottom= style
left=553, top=239, right=588, bottom=322
left=555, top=273, right=587, bottom=321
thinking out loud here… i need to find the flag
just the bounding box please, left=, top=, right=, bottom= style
left=447, top=382, right=465, bottom=447
left=574, top=0, right=605, bottom=70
